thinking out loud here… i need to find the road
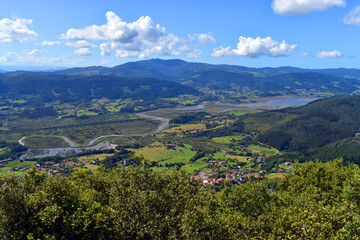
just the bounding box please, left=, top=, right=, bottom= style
left=17, top=108, right=280, bottom=155
left=19, top=135, right=77, bottom=147
left=135, top=112, right=169, bottom=133
left=18, top=111, right=171, bottom=148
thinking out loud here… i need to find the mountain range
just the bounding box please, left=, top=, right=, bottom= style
left=1, top=59, right=360, bottom=99
left=53, top=59, right=360, bottom=97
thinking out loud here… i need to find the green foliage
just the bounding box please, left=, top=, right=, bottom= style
left=169, top=112, right=210, bottom=124
left=0, top=74, right=199, bottom=104
left=240, top=96, right=360, bottom=161
left=0, top=166, right=216, bottom=239
left=2, top=160, right=360, bottom=239
left=54, top=59, right=360, bottom=96
left=191, top=119, right=245, bottom=138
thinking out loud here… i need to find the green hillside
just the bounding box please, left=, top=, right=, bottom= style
left=54, top=59, right=360, bottom=97
left=236, top=95, right=360, bottom=162
left=0, top=73, right=199, bottom=102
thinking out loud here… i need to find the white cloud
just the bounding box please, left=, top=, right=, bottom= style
left=186, top=49, right=202, bottom=58
left=115, top=49, right=138, bottom=58
left=65, top=40, right=97, bottom=48
left=300, top=52, right=309, bottom=56
left=61, top=11, right=210, bottom=58
left=212, top=36, right=297, bottom=58
left=315, top=50, right=342, bottom=58
left=0, top=51, right=82, bottom=66
left=28, top=49, right=43, bottom=56
left=188, top=33, right=215, bottom=46
left=272, top=0, right=345, bottom=15
left=74, top=48, right=92, bottom=56
left=40, top=40, right=61, bottom=46
left=344, top=6, right=360, bottom=25
left=0, top=17, right=38, bottom=42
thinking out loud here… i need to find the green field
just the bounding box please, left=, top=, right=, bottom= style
left=84, top=164, right=99, bottom=171
left=226, top=111, right=246, bottom=116
left=130, top=142, right=205, bottom=174
left=78, top=153, right=115, bottom=161
left=77, top=109, right=98, bottom=117
left=182, top=162, right=208, bottom=174
left=6, top=160, right=36, bottom=168
left=105, top=105, right=124, bottom=113
left=213, top=151, right=227, bottom=160
left=129, top=142, right=167, bottom=161
left=179, top=100, right=196, bottom=105
left=211, top=135, right=245, bottom=144
left=247, top=145, right=277, bottom=155
left=155, top=147, right=196, bottom=164
left=226, top=155, right=249, bottom=163
left=265, top=173, right=287, bottom=179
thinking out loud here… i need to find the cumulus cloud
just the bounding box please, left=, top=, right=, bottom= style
left=188, top=33, right=215, bottom=46
left=40, top=40, right=61, bottom=46
left=186, top=49, right=202, bottom=58
left=28, top=49, right=43, bottom=56
left=115, top=49, right=138, bottom=58
left=315, top=50, right=342, bottom=58
left=74, top=48, right=92, bottom=56
left=212, top=36, right=297, bottom=58
left=65, top=40, right=97, bottom=48
left=0, top=17, right=38, bottom=42
left=272, top=0, right=345, bottom=15
left=61, top=11, right=210, bottom=58
left=300, top=52, right=309, bottom=56
left=344, top=6, right=360, bottom=25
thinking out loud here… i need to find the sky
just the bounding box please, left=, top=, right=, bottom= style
left=1, top=0, right=360, bottom=69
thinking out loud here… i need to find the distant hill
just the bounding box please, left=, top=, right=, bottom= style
left=238, top=95, right=360, bottom=162
left=0, top=73, right=199, bottom=103
left=4, top=59, right=360, bottom=98
left=55, top=59, right=360, bottom=79
left=54, top=59, right=360, bottom=97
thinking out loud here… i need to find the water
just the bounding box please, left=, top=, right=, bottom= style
left=179, top=98, right=317, bottom=110
left=232, top=97, right=318, bottom=109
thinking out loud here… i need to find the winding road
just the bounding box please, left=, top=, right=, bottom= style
left=19, top=135, right=77, bottom=147
left=18, top=111, right=170, bottom=148
left=18, top=105, right=280, bottom=155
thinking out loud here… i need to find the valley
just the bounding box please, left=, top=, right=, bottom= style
left=0, top=95, right=316, bottom=180
left=1, top=59, right=360, bottom=184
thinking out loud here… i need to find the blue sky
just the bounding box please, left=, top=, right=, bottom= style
left=1, top=0, right=360, bottom=69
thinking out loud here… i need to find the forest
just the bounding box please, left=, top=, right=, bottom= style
left=1, top=160, right=360, bottom=239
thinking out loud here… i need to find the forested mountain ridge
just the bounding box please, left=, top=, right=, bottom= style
left=1, top=59, right=360, bottom=97
left=55, top=58, right=360, bottom=79
left=0, top=73, right=199, bottom=102
left=53, top=59, right=360, bottom=96
left=237, top=95, right=360, bottom=162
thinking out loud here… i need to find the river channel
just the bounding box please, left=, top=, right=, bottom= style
left=20, top=97, right=317, bottom=158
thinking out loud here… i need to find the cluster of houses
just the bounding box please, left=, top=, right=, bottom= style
left=191, top=166, right=265, bottom=186
left=33, top=158, right=100, bottom=176
left=191, top=170, right=263, bottom=186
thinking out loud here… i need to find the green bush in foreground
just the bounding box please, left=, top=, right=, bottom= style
left=1, top=159, right=360, bottom=239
